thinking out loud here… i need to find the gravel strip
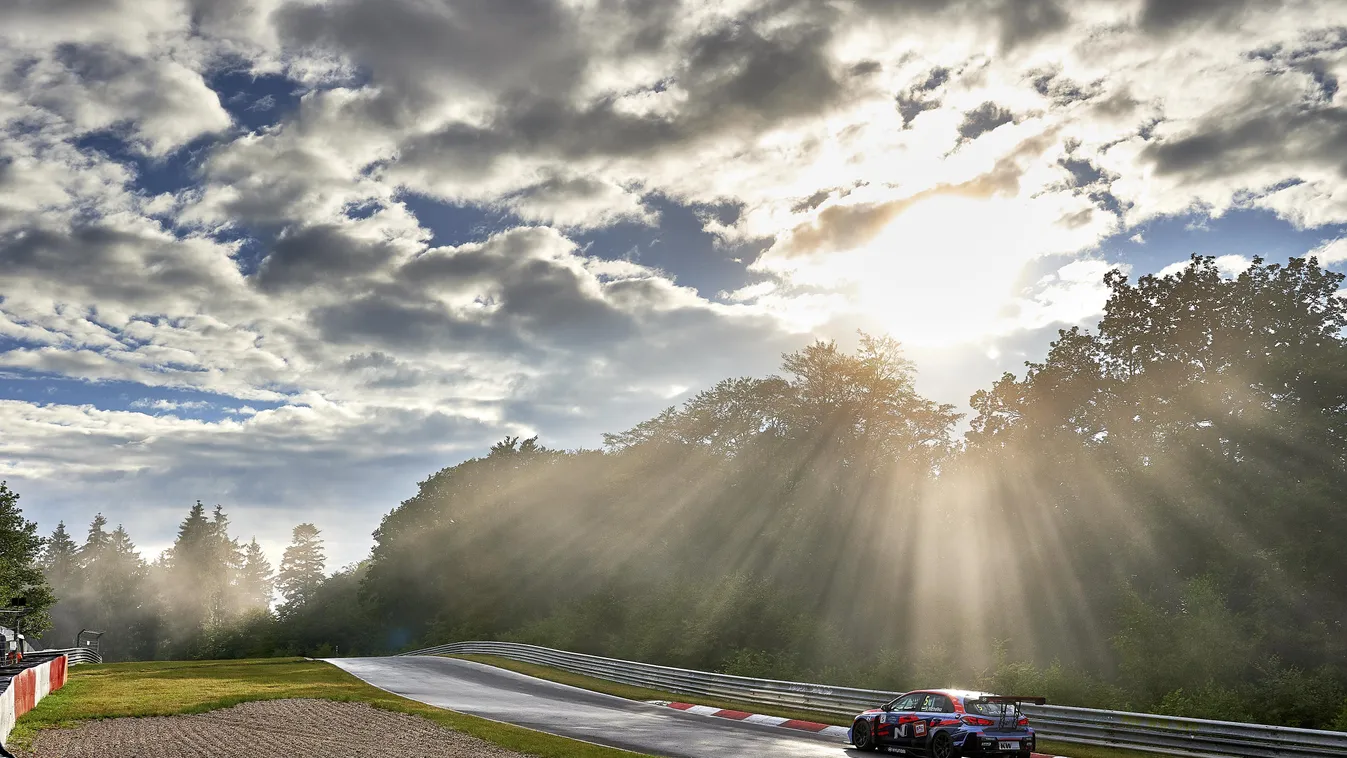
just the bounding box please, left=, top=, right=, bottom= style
left=21, top=698, right=535, bottom=758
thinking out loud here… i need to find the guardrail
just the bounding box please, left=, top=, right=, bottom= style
left=41, top=647, right=102, bottom=665
left=402, top=640, right=1347, bottom=758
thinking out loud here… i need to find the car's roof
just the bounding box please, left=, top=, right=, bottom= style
left=904, top=688, right=995, bottom=701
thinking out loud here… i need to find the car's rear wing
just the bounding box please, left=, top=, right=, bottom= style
left=975, top=696, right=1047, bottom=705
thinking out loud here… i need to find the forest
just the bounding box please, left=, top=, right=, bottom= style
left=7, top=255, right=1346, bottom=729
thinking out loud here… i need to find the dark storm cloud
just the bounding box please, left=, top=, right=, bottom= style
left=276, top=0, right=588, bottom=108
left=310, top=228, right=655, bottom=355
left=959, top=101, right=1015, bottom=140
left=253, top=224, right=401, bottom=293
left=376, top=12, right=851, bottom=179
left=1137, top=0, right=1283, bottom=33
left=852, top=0, right=1069, bottom=51
left=993, top=0, right=1068, bottom=50
left=311, top=294, right=515, bottom=352
left=1, top=225, right=224, bottom=306
left=1142, top=103, right=1347, bottom=181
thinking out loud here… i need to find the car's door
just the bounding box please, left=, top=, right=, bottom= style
left=883, top=692, right=923, bottom=749
left=914, top=693, right=956, bottom=746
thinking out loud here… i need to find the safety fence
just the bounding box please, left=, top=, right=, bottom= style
left=41, top=647, right=102, bottom=666
left=402, top=640, right=1347, bottom=758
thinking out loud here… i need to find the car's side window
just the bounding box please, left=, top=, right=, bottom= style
left=916, top=694, right=954, bottom=713
left=893, top=693, right=922, bottom=711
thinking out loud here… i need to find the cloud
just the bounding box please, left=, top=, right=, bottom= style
left=1309, top=237, right=1347, bottom=263
left=959, top=101, right=1016, bottom=140
left=5, top=0, right=1347, bottom=565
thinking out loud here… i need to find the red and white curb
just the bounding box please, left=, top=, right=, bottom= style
left=0, top=654, right=69, bottom=745
left=651, top=701, right=850, bottom=739
left=649, top=701, right=1070, bottom=758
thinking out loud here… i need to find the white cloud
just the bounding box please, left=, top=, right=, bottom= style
left=5, top=0, right=1347, bottom=563
left=1309, top=237, right=1347, bottom=264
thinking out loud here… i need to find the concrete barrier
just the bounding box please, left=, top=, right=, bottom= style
left=0, top=654, right=70, bottom=747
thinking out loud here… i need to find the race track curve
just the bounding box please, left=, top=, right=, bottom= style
left=327, top=656, right=856, bottom=758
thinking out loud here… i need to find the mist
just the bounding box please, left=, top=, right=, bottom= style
left=29, top=254, right=1347, bottom=730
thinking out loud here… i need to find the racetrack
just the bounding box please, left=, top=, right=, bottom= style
left=327, top=656, right=853, bottom=758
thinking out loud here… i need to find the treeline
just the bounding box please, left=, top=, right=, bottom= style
left=19, top=255, right=1347, bottom=730
left=35, top=503, right=364, bottom=660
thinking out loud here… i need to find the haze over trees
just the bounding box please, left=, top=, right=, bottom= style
left=19, top=255, right=1347, bottom=729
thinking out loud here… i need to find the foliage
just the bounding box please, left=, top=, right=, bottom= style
left=277, top=524, right=326, bottom=614
left=0, top=481, right=55, bottom=636
left=30, top=255, right=1347, bottom=730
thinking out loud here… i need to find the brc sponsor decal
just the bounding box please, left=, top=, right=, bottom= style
left=913, top=721, right=927, bottom=737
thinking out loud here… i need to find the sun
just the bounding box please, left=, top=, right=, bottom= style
left=848, top=194, right=1040, bottom=347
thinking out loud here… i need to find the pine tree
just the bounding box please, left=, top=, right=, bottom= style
left=41, top=522, right=80, bottom=591
left=38, top=521, right=84, bottom=648
left=208, top=505, right=244, bottom=624
left=80, top=514, right=111, bottom=569
left=86, top=525, right=153, bottom=661
left=163, top=501, right=215, bottom=632
left=0, top=482, right=56, bottom=637
left=238, top=539, right=274, bottom=612
left=276, top=524, right=325, bottom=612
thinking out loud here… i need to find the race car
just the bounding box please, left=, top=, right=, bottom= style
left=848, top=689, right=1045, bottom=758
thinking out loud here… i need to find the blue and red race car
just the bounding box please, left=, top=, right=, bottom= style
left=849, top=689, right=1045, bottom=758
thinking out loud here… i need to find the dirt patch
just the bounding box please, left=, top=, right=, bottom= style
left=21, top=698, right=533, bottom=758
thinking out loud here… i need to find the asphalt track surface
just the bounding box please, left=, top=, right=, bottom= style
left=328, top=656, right=858, bottom=758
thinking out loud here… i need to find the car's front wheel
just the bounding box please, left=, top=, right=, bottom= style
left=928, top=730, right=956, bottom=758
left=852, top=719, right=876, bottom=751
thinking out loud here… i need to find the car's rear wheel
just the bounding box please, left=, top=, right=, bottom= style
left=852, top=719, right=876, bottom=751
left=929, top=730, right=955, bottom=758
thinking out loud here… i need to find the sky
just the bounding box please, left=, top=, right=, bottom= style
left=3, top=0, right=1347, bottom=570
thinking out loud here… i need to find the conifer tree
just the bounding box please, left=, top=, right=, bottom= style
left=80, top=514, right=111, bottom=568
left=277, top=524, right=325, bottom=613
left=38, top=521, right=84, bottom=649
left=40, top=522, right=80, bottom=592
left=239, top=539, right=274, bottom=612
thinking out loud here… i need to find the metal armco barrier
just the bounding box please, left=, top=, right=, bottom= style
left=40, top=647, right=101, bottom=665
left=401, top=641, right=1347, bottom=758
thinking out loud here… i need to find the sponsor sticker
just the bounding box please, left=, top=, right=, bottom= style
left=913, top=722, right=927, bottom=737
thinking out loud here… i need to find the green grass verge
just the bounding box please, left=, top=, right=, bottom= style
left=11, top=657, right=653, bottom=758
left=448, top=654, right=1159, bottom=758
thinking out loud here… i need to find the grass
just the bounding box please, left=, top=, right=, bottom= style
left=448, top=654, right=1160, bottom=758
left=11, top=657, right=654, bottom=758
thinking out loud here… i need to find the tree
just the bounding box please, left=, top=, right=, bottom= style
left=38, top=521, right=84, bottom=649
left=277, top=524, right=325, bottom=612
left=238, top=539, right=274, bottom=612
left=40, top=522, right=80, bottom=593
left=208, top=505, right=244, bottom=623
left=0, top=482, right=56, bottom=637
left=160, top=501, right=218, bottom=637
left=84, top=525, right=155, bottom=661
